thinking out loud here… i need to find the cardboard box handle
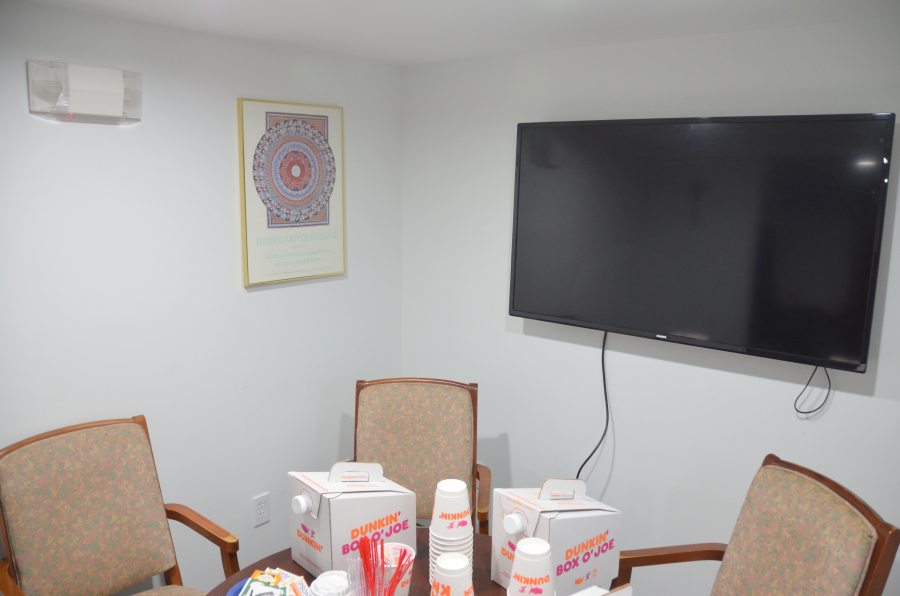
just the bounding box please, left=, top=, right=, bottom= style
left=538, top=478, right=587, bottom=501
left=328, top=461, right=384, bottom=483
left=549, top=489, right=575, bottom=500
left=341, top=472, right=369, bottom=482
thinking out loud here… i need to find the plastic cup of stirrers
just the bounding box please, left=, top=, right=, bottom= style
left=354, top=535, right=415, bottom=596
left=348, top=558, right=366, bottom=596
left=383, top=542, right=416, bottom=596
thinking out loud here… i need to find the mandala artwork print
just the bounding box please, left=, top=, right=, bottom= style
left=252, top=116, right=336, bottom=227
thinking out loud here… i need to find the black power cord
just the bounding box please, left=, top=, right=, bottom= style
left=794, top=366, right=831, bottom=415
left=576, top=331, right=610, bottom=480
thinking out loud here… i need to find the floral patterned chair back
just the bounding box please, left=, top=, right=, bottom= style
left=0, top=421, right=190, bottom=596
left=711, top=463, right=879, bottom=596
left=355, top=379, right=477, bottom=522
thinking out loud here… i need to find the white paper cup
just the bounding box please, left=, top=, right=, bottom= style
left=435, top=479, right=468, bottom=499
left=431, top=479, right=473, bottom=540
left=431, top=553, right=474, bottom=596
left=430, top=546, right=473, bottom=561
left=383, top=542, right=415, bottom=596
left=430, top=547, right=473, bottom=559
left=430, top=558, right=472, bottom=575
left=429, top=537, right=473, bottom=550
left=429, top=548, right=472, bottom=583
left=430, top=567, right=472, bottom=583
left=429, top=533, right=474, bottom=546
left=507, top=538, right=554, bottom=596
left=429, top=563, right=473, bottom=586
left=429, top=552, right=472, bottom=564
left=430, top=551, right=472, bottom=571
left=430, top=541, right=473, bottom=555
left=430, top=536, right=473, bottom=551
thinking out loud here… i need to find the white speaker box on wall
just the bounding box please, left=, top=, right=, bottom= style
left=26, top=60, right=142, bottom=123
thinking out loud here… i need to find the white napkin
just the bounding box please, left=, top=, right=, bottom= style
left=569, top=585, right=633, bottom=596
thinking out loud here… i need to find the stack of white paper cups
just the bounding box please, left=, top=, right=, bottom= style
left=429, top=479, right=474, bottom=585
left=432, top=553, right=474, bottom=596
left=508, top=537, right=555, bottom=596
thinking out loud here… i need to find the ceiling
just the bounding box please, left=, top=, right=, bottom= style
left=22, top=0, right=896, bottom=66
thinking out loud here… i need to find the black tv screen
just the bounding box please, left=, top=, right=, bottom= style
left=509, top=114, right=895, bottom=372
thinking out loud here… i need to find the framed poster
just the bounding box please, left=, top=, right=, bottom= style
left=238, top=99, right=345, bottom=286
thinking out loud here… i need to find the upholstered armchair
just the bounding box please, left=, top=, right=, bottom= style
left=0, top=416, right=239, bottom=596
left=611, top=454, right=899, bottom=596
left=354, top=378, right=491, bottom=534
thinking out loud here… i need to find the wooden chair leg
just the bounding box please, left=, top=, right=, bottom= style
left=221, top=549, right=241, bottom=577
left=609, top=568, right=631, bottom=589
left=475, top=464, right=491, bottom=535
left=164, top=564, right=184, bottom=586
left=478, top=510, right=489, bottom=535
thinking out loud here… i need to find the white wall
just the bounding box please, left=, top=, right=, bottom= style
left=3, top=1, right=900, bottom=594
left=0, top=0, right=403, bottom=590
left=400, top=12, right=900, bottom=596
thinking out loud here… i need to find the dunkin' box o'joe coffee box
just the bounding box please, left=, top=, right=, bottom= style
left=288, top=462, right=416, bottom=577
left=491, top=479, right=622, bottom=596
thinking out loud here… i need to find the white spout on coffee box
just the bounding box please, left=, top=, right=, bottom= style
left=491, top=479, right=622, bottom=596
left=503, top=511, right=528, bottom=535
left=293, top=494, right=313, bottom=515
left=289, top=462, right=416, bottom=577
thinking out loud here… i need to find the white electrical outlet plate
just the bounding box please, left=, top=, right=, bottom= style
left=253, top=492, right=270, bottom=527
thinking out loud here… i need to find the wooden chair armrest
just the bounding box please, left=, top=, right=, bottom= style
left=166, top=503, right=240, bottom=578
left=475, top=464, right=491, bottom=535
left=610, top=543, right=726, bottom=589
left=0, top=558, right=27, bottom=596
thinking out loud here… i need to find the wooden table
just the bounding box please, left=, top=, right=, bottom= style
left=207, top=528, right=506, bottom=596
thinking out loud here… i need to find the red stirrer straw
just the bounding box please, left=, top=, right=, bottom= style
left=359, top=535, right=375, bottom=596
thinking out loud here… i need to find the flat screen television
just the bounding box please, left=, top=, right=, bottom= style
left=509, top=113, right=895, bottom=373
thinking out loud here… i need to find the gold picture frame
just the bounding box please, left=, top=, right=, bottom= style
left=238, top=98, right=346, bottom=286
